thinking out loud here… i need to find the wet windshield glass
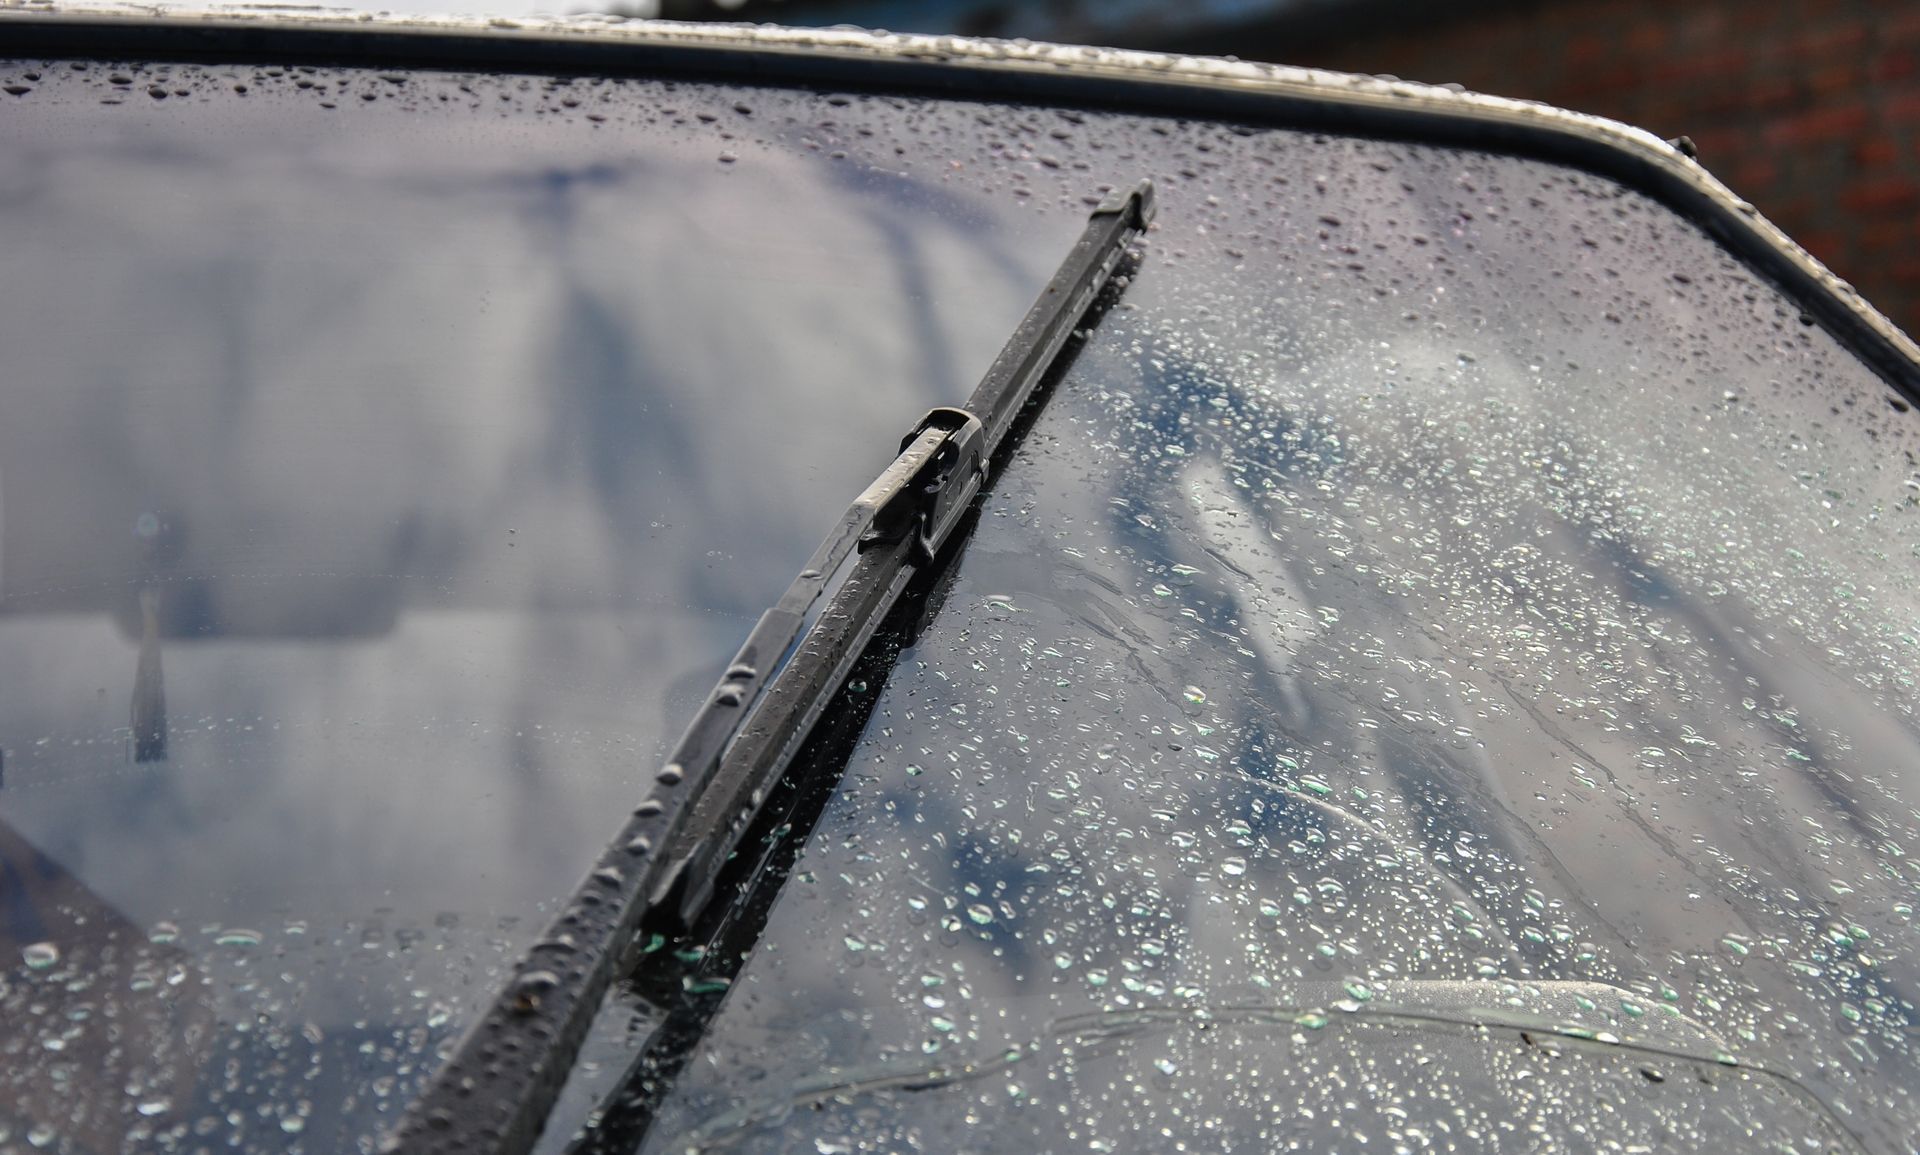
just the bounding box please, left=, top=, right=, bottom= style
left=0, top=60, right=1091, bottom=1151
left=635, top=127, right=1920, bottom=1153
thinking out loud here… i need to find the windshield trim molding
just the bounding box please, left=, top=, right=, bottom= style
left=4, top=6, right=1919, bottom=398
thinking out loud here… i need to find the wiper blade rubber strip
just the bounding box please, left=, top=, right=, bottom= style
left=387, top=179, right=1155, bottom=1155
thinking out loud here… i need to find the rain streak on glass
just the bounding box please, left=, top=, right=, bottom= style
left=637, top=121, right=1920, bottom=1154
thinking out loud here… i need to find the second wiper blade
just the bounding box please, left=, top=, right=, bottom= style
left=387, top=180, right=1155, bottom=1155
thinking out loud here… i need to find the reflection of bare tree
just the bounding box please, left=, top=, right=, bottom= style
left=1067, top=360, right=1564, bottom=975
left=132, top=588, right=166, bottom=763
left=1055, top=306, right=1920, bottom=1146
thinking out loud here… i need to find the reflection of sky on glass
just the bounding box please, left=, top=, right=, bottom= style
left=648, top=128, right=1920, bottom=1153
left=0, top=64, right=1079, bottom=1149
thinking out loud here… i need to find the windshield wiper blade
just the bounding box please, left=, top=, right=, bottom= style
left=388, top=180, right=1155, bottom=1155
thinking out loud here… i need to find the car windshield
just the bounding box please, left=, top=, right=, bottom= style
left=4, top=36, right=1920, bottom=1155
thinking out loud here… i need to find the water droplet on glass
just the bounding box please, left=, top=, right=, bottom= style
left=510, top=970, right=560, bottom=1013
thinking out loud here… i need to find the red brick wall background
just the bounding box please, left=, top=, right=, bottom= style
left=1296, top=0, right=1920, bottom=338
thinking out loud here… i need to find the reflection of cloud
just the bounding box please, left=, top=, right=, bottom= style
left=0, top=68, right=1086, bottom=1148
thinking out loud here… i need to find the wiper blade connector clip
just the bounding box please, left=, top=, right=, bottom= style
left=859, top=407, right=986, bottom=568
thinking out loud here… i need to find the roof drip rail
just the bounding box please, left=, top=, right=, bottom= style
left=386, top=180, right=1156, bottom=1155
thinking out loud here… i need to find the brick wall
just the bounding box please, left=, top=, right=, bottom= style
left=1283, top=0, right=1920, bottom=338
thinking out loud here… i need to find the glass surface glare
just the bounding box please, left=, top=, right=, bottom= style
left=0, top=61, right=1085, bottom=1151
left=641, top=133, right=1920, bottom=1152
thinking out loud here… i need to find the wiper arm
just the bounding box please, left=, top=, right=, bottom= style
left=387, top=180, right=1155, bottom=1155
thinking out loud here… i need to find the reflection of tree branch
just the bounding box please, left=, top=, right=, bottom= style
left=1087, top=340, right=1567, bottom=961
left=676, top=997, right=1867, bottom=1155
